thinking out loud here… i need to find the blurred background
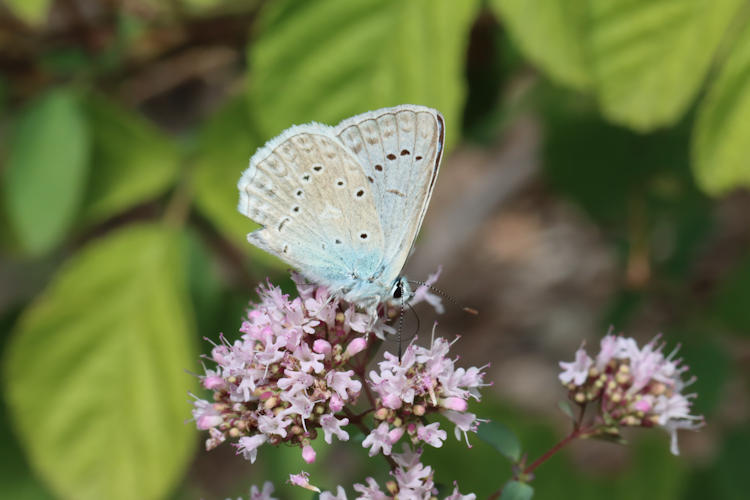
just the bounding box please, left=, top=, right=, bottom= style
left=1, top=0, right=749, bottom=499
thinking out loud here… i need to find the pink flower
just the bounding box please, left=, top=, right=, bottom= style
left=288, top=471, right=320, bottom=493
left=320, top=414, right=350, bottom=444
left=362, top=422, right=395, bottom=457
left=368, top=330, right=487, bottom=450
left=409, top=266, right=445, bottom=314
left=561, top=331, right=704, bottom=455
left=248, top=482, right=277, bottom=500
left=416, top=422, right=447, bottom=448
left=236, top=435, right=267, bottom=463
left=558, top=344, right=593, bottom=386
left=320, top=486, right=348, bottom=500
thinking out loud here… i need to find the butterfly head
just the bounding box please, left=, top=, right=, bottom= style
left=390, top=277, right=413, bottom=304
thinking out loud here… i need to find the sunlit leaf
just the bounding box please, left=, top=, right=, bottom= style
left=692, top=21, right=750, bottom=195
left=81, top=95, right=180, bottom=224
left=588, top=0, right=742, bottom=130
left=2, top=88, right=90, bottom=255
left=4, top=0, right=51, bottom=26
left=490, top=0, right=591, bottom=90
left=191, top=95, right=286, bottom=270
left=478, top=421, right=522, bottom=462
left=3, top=225, right=198, bottom=500
left=500, top=481, right=534, bottom=500
left=494, top=0, right=743, bottom=130
left=193, top=96, right=258, bottom=245
left=248, top=0, right=480, bottom=150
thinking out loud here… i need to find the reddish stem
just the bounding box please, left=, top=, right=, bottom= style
left=522, top=428, right=584, bottom=476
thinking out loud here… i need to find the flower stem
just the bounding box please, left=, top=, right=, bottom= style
left=522, top=428, right=583, bottom=476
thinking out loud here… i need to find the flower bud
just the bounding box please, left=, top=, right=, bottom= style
left=374, top=408, right=389, bottom=420
left=197, top=415, right=223, bottom=430
left=388, top=426, right=405, bottom=443
left=203, top=376, right=226, bottom=390
left=440, top=397, right=468, bottom=412
left=383, top=393, right=403, bottom=409
left=302, top=444, right=316, bottom=464
left=313, top=339, right=331, bottom=354
left=345, top=337, right=367, bottom=357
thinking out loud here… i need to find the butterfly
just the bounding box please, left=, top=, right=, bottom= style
left=237, top=104, right=444, bottom=312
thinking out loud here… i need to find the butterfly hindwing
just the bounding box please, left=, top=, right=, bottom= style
left=238, top=127, right=385, bottom=289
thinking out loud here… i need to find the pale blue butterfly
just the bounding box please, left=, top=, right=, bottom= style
left=237, top=104, right=444, bottom=312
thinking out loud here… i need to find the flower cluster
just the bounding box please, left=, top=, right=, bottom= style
left=192, top=273, right=447, bottom=464
left=284, top=447, right=475, bottom=500
left=364, top=329, right=489, bottom=456
left=192, top=274, right=373, bottom=463
left=558, top=331, right=705, bottom=454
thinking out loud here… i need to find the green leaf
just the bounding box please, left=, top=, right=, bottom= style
left=500, top=481, right=534, bottom=500
left=4, top=0, right=51, bottom=26
left=248, top=0, right=480, bottom=151
left=490, top=0, right=591, bottom=90
left=477, top=420, right=522, bottom=462
left=192, top=95, right=259, bottom=245
left=192, top=95, right=289, bottom=269
left=81, top=95, right=180, bottom=224
left=2, top=88, right=90, bottom=255
left=3, top=224, right=198, bottom=500
left=557, top=400, right=576, bottom=421
left=589, top=0, right=742, bottom=130
left=692, top=20, right=750, bottom=195
left=493, top=0, right=743, bottom=130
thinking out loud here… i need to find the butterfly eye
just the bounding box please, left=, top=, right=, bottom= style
left=392, top=280, right=403, bottom=299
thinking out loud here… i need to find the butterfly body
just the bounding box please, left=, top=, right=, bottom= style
left=238, top=104, right=444, bottom=309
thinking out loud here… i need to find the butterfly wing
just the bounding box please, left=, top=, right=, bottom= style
left=336, top=105, right=445, bottom=284
left=238, top=126, right=386, bottom=295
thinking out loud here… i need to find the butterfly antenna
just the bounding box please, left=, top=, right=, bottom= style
left=407, top=280, right=479, bottom=316
left=397, top=293, right=406, bottom=362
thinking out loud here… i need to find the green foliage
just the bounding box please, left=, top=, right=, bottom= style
left=247, top=0, right=479, bottom=150
left=477, top=420, right=522, bottom=462
left=493, top=0, right=743, bottom=131
left=192, top=95, right=261, bottom=246
left=500, top=481, right=534, bottom=500
left=2, top=87, right=90, bottom=255
left=490, top=0, right=591, bottom=90
left=3, top=225, right=198, bottom=500
left=81, top=95, right=181, bottom=225
left=587, top=0, right=741, bottom=131
left=3, top=0, right=52, bottom=26
left=693, top=21, right=750, bottom=195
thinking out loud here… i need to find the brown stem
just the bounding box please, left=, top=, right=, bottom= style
left=522, top=428, right=585, bottom=476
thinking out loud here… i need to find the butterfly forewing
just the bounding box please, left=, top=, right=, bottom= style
left=238, top=127, right=385, bottom=289
left=336, top=105, right=444, bottom=284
